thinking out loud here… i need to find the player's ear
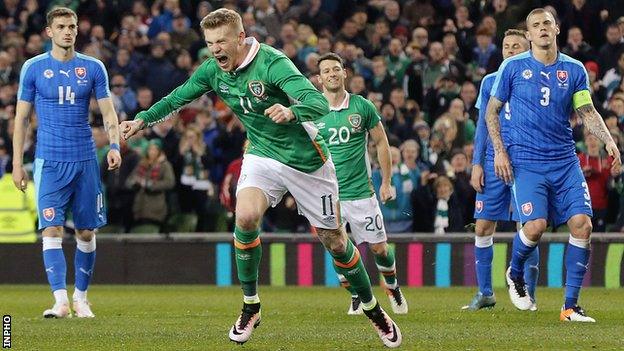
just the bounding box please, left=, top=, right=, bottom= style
left=45, top=26, right=53, bottom=39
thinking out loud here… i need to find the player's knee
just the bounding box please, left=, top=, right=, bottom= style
left=317, top=228, right=346, bottom=255
left=523, top=219, right=547, bottom=238
left=570, top=216, right=592, bottom=239
left=475, top=220, right=495, bottom=236
left=235, top=210, right=262, bottom=231
left=42, top=226, right=63, bottom=237
left=75, top=230, right=95, bottom=241
left=369, top=242, right=387, bottom=256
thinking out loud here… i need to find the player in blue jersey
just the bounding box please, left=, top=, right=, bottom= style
left=463, top=29, right=540, bottom=311
left=11, top=7, right=122, bottom=319
left=485, top=8, right=621, bottom=322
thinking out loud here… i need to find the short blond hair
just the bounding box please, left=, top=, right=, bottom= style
left=47, top=7, right=77, bottom=26
left=504, top=29, right=526, bottom=38
left=200, top=8, right=243, bottom=32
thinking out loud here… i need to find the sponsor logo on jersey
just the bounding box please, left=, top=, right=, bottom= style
left=475, top=200, right=483, bottom=213
left=59, top=69, right=70, bottom=77
left=316, top=122, right=326, bottom=129
left=248, top=80, right=266, bottom=98
left=218, top=82, right=229, bottom=94
left=521, top=202, right=533, bottom=216
left=43, top=207, right=55, bottom=222
left=75, top=67, right=87, bottom=79
left=348, top=114, right=362, bottom=129
left=522, top=69, right=532, bottom=79
left=43, top=69, right=54, bottom=79
left=540, top=71, right=550, bottom=80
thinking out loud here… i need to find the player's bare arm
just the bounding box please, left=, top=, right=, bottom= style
left=97, top=97, right=122, bottom=170
left=11, top=100, right=33, bottom=192
left=370, top=122, right=395, bottom=203
left=485, top=96, right=513, bottom=183
left=576, top=103, right=622, bottom=174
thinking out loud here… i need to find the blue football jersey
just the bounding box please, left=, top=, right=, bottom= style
left=18, top=52, right=110, bottom=162
left=491, top=51, right=589, bottom=164
left=473, top=71, right=511, bottom=166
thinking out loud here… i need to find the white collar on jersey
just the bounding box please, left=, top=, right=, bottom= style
left=235, top=37, right=260, bottom=72
left=329, top=91, right=350, bottom=111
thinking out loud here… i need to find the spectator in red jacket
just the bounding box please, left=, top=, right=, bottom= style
left=578, top=133, right=617, bottom=232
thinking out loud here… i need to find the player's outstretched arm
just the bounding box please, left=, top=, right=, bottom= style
left=123, top=63, right=213, bottom=135
left=98, top=97, right=122, bottom=170
left=485, top=96, right=513, bottom=184
left=576, top=103, right=622, bottom=175
left=11, top=101, right=33, bottom=192
left=370, top=122, right=395, bottom=203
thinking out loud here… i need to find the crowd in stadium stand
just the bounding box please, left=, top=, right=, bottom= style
left=1, top=0, right=624, bottom=234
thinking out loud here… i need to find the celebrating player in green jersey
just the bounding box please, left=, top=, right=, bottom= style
left=120, top=9, right=401, bottom=348
left=316, top=53, right=408, bottom=316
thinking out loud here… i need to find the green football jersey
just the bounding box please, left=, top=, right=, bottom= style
left=316, top=93, right=381, bottom=200
left=135, top=38, right=330, bottom=173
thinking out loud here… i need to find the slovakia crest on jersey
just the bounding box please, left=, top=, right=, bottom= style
left=75, top=67, right=87, bottom=79
left=521, top=202, right=533, bottom=216
left=475, top=200, right=483, bottom=213
left=43, top=207, right=55, bottom=221
left=556, top=70, right=568, bottom=84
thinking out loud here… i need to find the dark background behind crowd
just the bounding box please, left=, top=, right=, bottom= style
left=1, top=0, right=624, bottom=234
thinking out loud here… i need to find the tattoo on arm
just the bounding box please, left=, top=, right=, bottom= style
left=485, top=97, right=504, bottom=153
left=577, top=104, right=614, bottom=145
left=104, top=120, right=120, bottom=144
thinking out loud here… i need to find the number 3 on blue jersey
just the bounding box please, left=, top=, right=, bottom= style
left=540, top=87, right=550, bottom=106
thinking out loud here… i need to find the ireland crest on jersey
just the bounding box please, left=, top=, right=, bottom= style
left=348, top=114, right=362, bottom=131
left=248, top=80, right=266, bottom=100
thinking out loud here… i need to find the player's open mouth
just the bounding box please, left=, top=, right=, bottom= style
left=216, top=55, right=228, bottom=66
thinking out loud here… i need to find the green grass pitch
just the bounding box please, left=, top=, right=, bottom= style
left=1, top=285, right=623, bottom=350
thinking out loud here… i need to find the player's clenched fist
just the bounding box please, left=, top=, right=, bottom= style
left=379, top=183, right=396, bottom=204
left=606, top=141, right=622, bottom=176
left=107, top=149, right=122, bottom=170
left=120, top=118, right=145, bottom=140
left=12, top=166, right=28, bottom=192
left=264, top=103, right=294, bottom=123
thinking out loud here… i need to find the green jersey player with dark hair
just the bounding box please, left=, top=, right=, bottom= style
left=316, top=53, right=408, bottom=316
left=120, top=8, right=402, bottom=349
